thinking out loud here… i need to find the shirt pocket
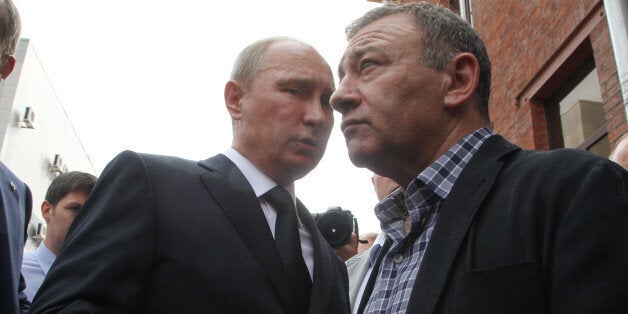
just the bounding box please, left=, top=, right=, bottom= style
left=450, top=261, right=545, bottom=314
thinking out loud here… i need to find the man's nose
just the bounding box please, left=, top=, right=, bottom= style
left=330, top=78, right=360, bottom=114
left=304, top=97, right=333, bottom=128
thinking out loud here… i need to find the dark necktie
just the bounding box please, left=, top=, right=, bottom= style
left=263, top=186, right=312, bottom=313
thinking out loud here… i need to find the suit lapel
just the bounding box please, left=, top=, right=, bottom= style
left=406, top=136, right=519, bottom=314
left=296, top=199, right=334, bottom=314
left=197, top=155, right=299, bottom=314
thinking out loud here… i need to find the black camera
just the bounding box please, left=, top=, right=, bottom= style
left=313, top=206, right=361, bottom=249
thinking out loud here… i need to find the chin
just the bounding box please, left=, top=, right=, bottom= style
left=347, top=150, right=376, bottom=169
left=285, top=156, right=320, bottom=178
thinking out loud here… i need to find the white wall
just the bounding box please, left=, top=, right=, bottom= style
left=0, top=39, right=95, bottom=249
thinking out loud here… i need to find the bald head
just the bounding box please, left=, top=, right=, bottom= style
left=230, top=36, right=325, bottom=89
left=610, top=134, right=628, bottom=170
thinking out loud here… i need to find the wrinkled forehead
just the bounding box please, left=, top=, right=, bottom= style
left=337, top=42, right=381, bottom=79
left=338, top=14, right=420, bottom=78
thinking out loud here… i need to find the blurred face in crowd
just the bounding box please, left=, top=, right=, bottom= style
left=331, top=14, right=453, bottom=185
left=610, top=136, right=628, bottom=170
left=42, top=190, right=90, bottom=255
left=0, top=33, right=15, bottom=79
left=226, top=40, right=335, bottom=185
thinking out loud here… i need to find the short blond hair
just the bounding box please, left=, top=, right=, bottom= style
left=230, top=37, right=315, bottom=89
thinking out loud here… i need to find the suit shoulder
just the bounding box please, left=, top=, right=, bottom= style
left=496, top=148, right=627, bottom=206
left=0, top=162, right=27, bottom=187
left=506, top=147, right=620, bottom=176
left=108, top=150, right=200, bottom=172
left=346, top=249, right=370, bottom=268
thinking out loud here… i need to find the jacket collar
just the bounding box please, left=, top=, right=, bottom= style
left=406, top=135, right=519, bottom=313
left=198, top=154, right=337, bottom=314
left=198, top=155, right=300, bottom=314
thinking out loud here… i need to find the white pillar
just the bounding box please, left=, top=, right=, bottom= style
left=603, top=0, right=628, bottom=121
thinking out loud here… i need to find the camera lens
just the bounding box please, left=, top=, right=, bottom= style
left=316, top=211, right=352, bottom=248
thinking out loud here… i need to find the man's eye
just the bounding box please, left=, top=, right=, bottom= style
left=321, top=97, right=331, bottom=107
left=360, top=60, right=376, bottom=71
left=287, top=88, right=301, bottom=96
left=69, top=206, right=81, bottom=213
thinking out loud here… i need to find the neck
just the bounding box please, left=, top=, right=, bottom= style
left=43, top=238, right=60, bottom=256
left=394, top=121, right=486, bottom=188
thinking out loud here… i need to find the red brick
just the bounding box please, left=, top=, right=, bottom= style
left=472, top=0, right=626, bottom=150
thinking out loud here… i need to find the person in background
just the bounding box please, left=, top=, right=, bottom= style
left=610, top=132, right=628, bottom=170
left=345, top=174, right=401, bottom=311
left=21, top=171, right=97, bottom=301
left=331, top=3, right=628, bottom=312
left=30, top=37, right=349, bottom=313
left=335, top=174, right=401, bottom=263
left=357, top=232, right=378, bottom=253
left=0, top=1, right=32, bottom=312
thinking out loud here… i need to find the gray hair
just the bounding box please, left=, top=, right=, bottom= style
left=346, top=2, right=492, bottom=123
left=0, top=0, right=20, bottom=60
left=230, top=36, right=316, bottom=88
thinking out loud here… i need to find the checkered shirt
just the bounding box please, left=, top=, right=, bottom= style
left=363, top=127, right=493, bottom=314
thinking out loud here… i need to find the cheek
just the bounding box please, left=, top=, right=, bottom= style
left=59, top=210, right=77, bottom=223
left=322, top=111, right=334, bottom=132
left=367, top=102, right=398, bottom=136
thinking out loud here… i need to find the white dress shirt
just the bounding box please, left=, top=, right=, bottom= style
left=224, top=148, right=314, bottom=279
left=21, top=242, right=56, bottom=301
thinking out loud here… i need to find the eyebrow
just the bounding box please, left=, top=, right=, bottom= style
left=276, top=76, right=335, bottom=93
left=338, top=44, right=385, bottom=78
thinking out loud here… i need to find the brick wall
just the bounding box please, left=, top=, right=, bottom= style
left=469, top=0, right=626, bottom=150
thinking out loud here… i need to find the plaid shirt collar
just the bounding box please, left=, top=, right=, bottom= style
left=366, top=127, right=493, bottom=313
left=375, top=127, right=493, bottom=244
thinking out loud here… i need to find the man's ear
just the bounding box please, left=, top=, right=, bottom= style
left=443, top=53, right=480, bottom=109
left=224, top=80, right=245, bottom=120
left=41, top=200, right=53, bottom=224
left=0, top=55, right=15, bottom=80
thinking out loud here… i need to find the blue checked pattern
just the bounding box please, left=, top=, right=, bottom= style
left=365, top=127, right=493, bottom=314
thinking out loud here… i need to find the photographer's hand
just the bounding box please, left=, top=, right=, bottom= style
left=333, top=232, right=358, bottom=261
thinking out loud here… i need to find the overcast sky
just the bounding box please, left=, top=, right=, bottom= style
left=13, top=0, right=384, bottom=233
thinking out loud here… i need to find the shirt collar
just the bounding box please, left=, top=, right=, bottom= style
left=374, top=127, right=493, bottom=240
left=374, top=188, right=407, bottom=226
left=368, top=232, right=388, bottom=266
left=411, top=126, right=493, bottom=201
left=224, top=148, right=295, bottom=201
left=37, top=242, right=57, bottom=275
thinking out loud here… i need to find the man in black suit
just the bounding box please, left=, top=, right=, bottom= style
left=331, top=3, right=628, bottom=313
left=0, top=164, right=32, bottom=314
left=0, top=1, right=33, bottom=312
left=31, top=37, right=350, bottom=313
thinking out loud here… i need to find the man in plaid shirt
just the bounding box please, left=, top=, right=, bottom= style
left=331, top=2, right=628, bottom=313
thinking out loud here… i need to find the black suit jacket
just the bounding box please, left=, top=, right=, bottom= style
left=363, top=136, right=628, bottom=313
left=0, top=162, right=32, bottom=313
left=30, top=151, right=349, bottom=313
left=396, top=135, right=628, bottom=313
